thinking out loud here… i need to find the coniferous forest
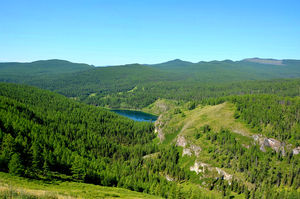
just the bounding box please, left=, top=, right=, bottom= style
left=0, top=59, right=299, bottom=199
left=2, top=1, right=300, bottom=198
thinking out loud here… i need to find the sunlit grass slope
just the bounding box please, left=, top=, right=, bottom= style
left=0, top=172, right=160, bottom=199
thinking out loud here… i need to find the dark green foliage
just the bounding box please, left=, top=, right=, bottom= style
left=187, top=101, right=196, bottom=110
left=1, top=59, right=300, bottom=109
left=203, top=128, right=300, bottom=198
left=0, top=83, right=170, bottom=197
left=0, top=57, right=299, bottom=198
left=8, top=153, right=24, bottom=176
left=231, top=95, right=300, bottom=145
left=0, top=83, right=208, bottom=198
left=0, top=59, right=92, bottom=78
left=84, top=78, right=300, bottom=109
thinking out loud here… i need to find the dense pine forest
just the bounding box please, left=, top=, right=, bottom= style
left=0, top=59, right=299, bottom=198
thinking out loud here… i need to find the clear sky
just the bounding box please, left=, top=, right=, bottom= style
left=1, top=0, right=299, bottom=65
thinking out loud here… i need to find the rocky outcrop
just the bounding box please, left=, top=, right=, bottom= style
left=176, top=135, right=187, bottom=147
left=190, top=161, right=209, bottom=174
left=155, top=115, right=165, bottom=142
left=190, top=144, right=202, bottom=156
left=165, top=174, right=174, bottom=182
left=176, top=135, right=202, bottom=157
left=182, top=148, right=192, bottom=156
left=252, top=134, right=285, bottom=156
left=190, top=161, right=232, bottom=183
left=215, top=168, right=232, bottom=181
left=293, top=147, right=300, bottom=155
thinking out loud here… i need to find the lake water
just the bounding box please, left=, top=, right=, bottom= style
left=111, top=109, right=157, bottom=122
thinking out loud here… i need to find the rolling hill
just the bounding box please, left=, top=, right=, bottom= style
left=0, top=58, right=299, bottom=109
left=0, top=56, right=299, bottom=198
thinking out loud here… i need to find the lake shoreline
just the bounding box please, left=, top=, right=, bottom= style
left=111, top=109, right=158, bottom=122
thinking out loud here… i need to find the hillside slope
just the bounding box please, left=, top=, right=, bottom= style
left=149, top=98, right=300, bottom=198
left=0, top=172, right=159, bottom=199
left=0, top=83, right=230, bottom=198
left=0, top=83, right=167, bottom=197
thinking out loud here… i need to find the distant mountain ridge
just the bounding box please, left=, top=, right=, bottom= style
left=1, top=57, right=299, bottom=68
left=0, top=57, right=299, bottom=103
left=0, top=59, right=93, bottom=76
left=242, top=58, right=284, bottom=65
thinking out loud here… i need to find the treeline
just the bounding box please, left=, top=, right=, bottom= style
left=202, top=94, right=300, bottom=145
left=231, top=95, right=300, bottom=145
left=84, top=78, right=300, bottom=109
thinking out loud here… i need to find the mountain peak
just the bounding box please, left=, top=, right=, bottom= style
left=156, top=59, right=194, bottom=65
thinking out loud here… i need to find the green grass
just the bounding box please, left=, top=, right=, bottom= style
left=0, top=172, right=160, bottom=199
left=160, top=102, right=254, bottom=144
left=152, top=100, right=259, bottom=190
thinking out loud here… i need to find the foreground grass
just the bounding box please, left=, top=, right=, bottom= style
left=0, top=172, right=160, bottom=199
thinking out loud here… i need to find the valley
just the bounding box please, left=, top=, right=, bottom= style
left=2, top=1, right=299, bottom=198
left=0, top=59, right=299, bottom=199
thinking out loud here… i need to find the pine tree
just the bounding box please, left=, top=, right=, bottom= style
left=71, top=156, right=86, bottom=182
left=8, top=153, right=24, bottom=176
left=43, top=159, right=50, bottom=177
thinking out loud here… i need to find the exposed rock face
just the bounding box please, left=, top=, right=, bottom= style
left=190, top=144, right=202, bottom=156
left=155, top=115, right=165, bottom=142
left=190, top=161, right=208, bottom=174
left=165, top=174, right=174, bottom=181
left=293, top=147, right=300, bottom=155
left=252, top=134, right=285, bottom=156
left=182, top=148, right=192, bottom=156
left=177, top=135, right=202, bottom=157
left=215, top=168, right=232, bottom=181
left=268, top=138, right=283, bottom=153
left=176, top=135, right=187, bottom=147
left=190, top=161, right=232, bottom=183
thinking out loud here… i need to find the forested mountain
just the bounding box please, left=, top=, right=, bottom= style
left=0, top=59, right=93, bottom=80
left=0, top=83, right=181, bottom=198
left=1, top=83, right=299, bottom=198
left=0, top=58, right=299, bottom=109
left=0, top=58, right=299, bottom=198
left=152, top=58, right=300, bottom=81
left=146, top=96, right=300, bottom=198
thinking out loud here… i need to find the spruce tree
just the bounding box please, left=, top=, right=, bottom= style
left=8, top=153, right=24, bottom=176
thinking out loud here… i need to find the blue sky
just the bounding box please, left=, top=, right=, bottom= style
left=0, top=0, right=299, bottom=65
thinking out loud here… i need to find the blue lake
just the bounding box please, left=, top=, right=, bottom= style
left=111, top=109, right=157, bottom=122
